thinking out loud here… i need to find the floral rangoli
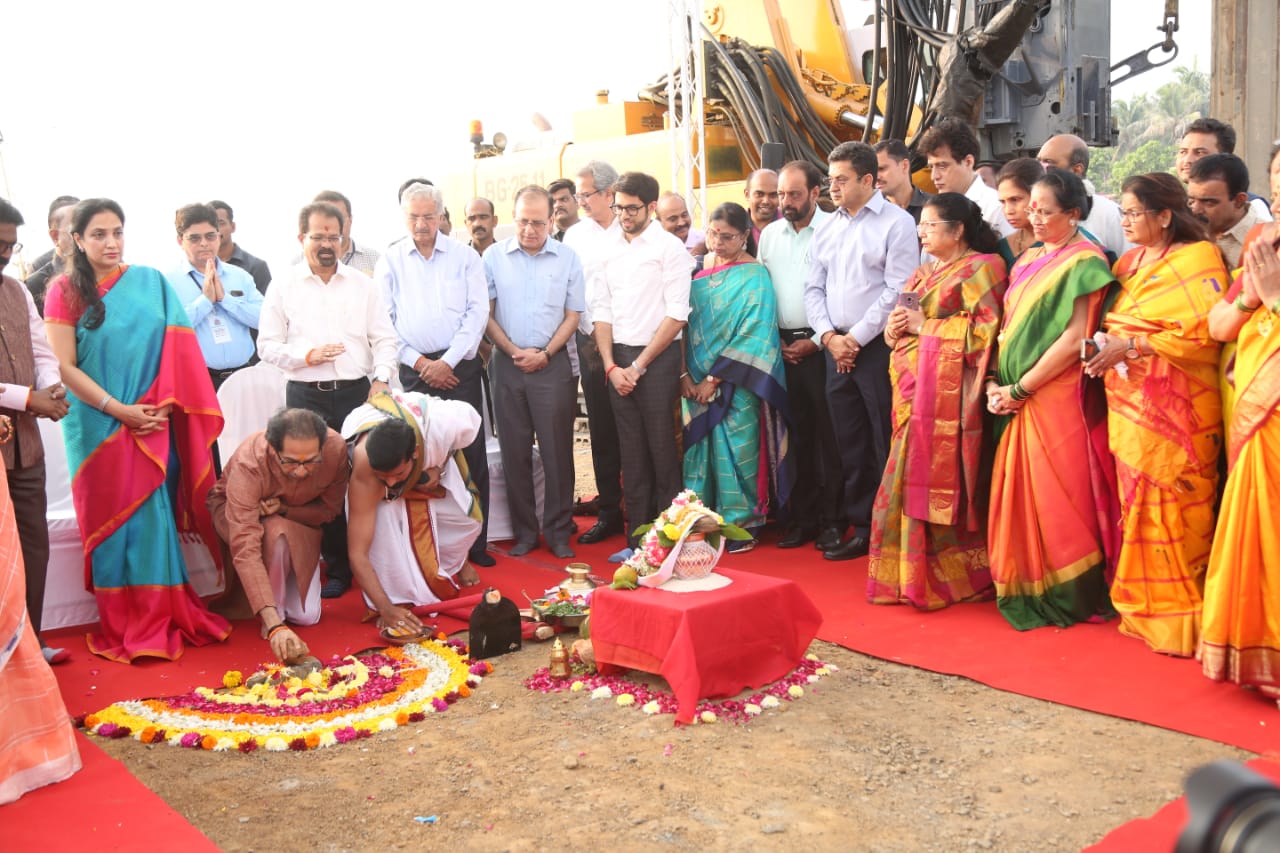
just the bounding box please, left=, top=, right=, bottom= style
left=78, top=639, right=490, bottom=753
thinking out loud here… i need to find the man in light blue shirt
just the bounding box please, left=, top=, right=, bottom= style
left=758, top=160, right=843, bottom=553
left=484, top=186, right=585, bottom=560
left=166, top=203, right=263, bottom=390
left=804, top=142, right=918, bottom=562
left=375, top=182, right=494, bottom=567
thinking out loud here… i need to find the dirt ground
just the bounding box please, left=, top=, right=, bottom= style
left=95, top=433, right=1254, bottom=851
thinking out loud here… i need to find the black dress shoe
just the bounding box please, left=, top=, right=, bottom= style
left=578, top=517, right=623, bottom=545
left=823, top=535, right=870, bottom=561
left=549, top=542, right=576, bottom=559
left=777, top=526, right=818, bottom=549
left=469, top=549, right=496, bottom=567
left=321, top=577, right=351, bottom=598
left=814, top=525, right=846, bottom=551
left=508, top=542, right=537, bottom=557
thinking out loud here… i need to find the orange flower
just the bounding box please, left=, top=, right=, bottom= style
left=84, top=714, right=100, bottom=729
left=435, top=631, right=448, bottom=641
left=395, top=712, right=410, bottom=726
left=201, top=735, right=218, bottom=750
left=458, top=685, right=471, bottom=698
left=140, top=726, right=158, bottom=744
left=484, top=662, right=494, bottom=674
left=304, top=733, right=321, bottom=749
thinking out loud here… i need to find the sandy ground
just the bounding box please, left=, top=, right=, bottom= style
left=94, top=431, right=1253, bottom=851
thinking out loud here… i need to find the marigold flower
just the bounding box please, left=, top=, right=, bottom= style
left=222, top=670, right=243, bottom=689
left=787, top=685, right=804, bottom=698
left=616, top=694, right=636, bottom=707
left=642, top=701, right=661, bottom=715
left=201, top=735, right=218, bottom=750
left=304, top=733, right=321, bottom=749
left=699, top=711, right=717, bottom=724
left=265, top=737, right=288, bottom=752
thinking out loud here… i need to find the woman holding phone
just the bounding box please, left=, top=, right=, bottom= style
left=868, top=194, right=1006, bottom=609
left=1084, top=172, right=1226, bottom=656
left=986, top=169, right=1120, bottom=631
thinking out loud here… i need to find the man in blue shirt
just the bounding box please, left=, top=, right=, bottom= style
left=484, top=186, right=585, bottom=559
left=804, top=142, right=918, bottom=562
left=375, top=182, right=495, bottom=567
left=166, top=203, right=263, bottom=391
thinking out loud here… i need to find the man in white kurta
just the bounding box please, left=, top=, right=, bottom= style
left=342, top=392, right=482, bottom=619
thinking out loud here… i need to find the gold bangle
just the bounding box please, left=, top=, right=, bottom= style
left=1235, top=293, right=1260, bottom=314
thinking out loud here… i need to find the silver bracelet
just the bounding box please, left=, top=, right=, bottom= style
left=98, top=394, right=113, bottom=413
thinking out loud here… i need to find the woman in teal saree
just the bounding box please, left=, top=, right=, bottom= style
left=680, top=203, right=791, bottom=550
left=44, top=199, right=230, bottom=663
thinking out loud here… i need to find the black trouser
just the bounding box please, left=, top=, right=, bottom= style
left=780, top=332, right=845, bottom=528
left=285, top=377, right=371, bottom=584
left=608, top=343, right=683, bottom=547
left=399, top=355, right=490, bottom=557
left=9, top=460, right=49, bottom=636
left=576, top=331, right=623, bottom=522
left=825, top=337, right=892, bottom=539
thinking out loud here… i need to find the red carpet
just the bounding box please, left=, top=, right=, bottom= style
left=19, top=525, right=1279, bottom=849
left=0, top=732, right=218, bottom=852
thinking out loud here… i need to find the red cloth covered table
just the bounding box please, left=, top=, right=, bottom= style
left=590, top=568, right=823, bottom=724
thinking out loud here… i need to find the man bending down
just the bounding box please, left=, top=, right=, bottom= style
left=343, top=392, right=483, bottom=626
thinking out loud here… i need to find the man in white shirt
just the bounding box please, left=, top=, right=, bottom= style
left=758, top=161, right=843, bottom=552
left=563, top=160, right=626, bottom=545
left=258, top=201, right=399, bottom=597
left=1037, top=134, right=1132, bottom=258
left=919, top=117, right=1013, bottom=236
left=0, top=198, right=70, bottom=663
left=1176, top=118, right=1273, bottom=222
left=804, top=142, right=918, bottom=562
left=592, top=171, right=695, bottom=551
left=375, top=182, right=494, bottom=569
left=656, top=191, right=706, bottom=257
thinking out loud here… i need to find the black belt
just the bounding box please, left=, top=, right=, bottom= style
left=288, top=377, right=368, bottom=392
left=209, top=362, right=253, bottom=380
left=779, top=327, right=816, bottom=345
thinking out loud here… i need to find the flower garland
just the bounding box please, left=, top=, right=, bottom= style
left=523, top=655, right=835, bottom=725
left=77, top=638, right=492, bottom=754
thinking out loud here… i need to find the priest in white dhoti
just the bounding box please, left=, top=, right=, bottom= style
left=342, top=392, right=483, bottom=626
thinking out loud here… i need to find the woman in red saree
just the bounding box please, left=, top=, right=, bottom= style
left=986, top=170, right=1120, bottom=630
left=1084, top=173, right=1225, bottom=656
left=0, top=418, right=81, bottom=803
left=44, top=199, right=230, bottom=663
left=1200, top=147, right=1280, bottom=696
left=868, top=194, right=1006, bottom=609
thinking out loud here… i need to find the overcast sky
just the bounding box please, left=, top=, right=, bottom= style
left=3, top=1, right=1209, bottom=277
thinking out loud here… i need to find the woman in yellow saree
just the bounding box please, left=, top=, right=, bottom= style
left=868, top=194, right=1006, bottom=609
left=1200, top=149, right=1280, bottom=696
left=1084, top=173, right=1226, bottom=656
left=986, top=170, right=1120, bottom=630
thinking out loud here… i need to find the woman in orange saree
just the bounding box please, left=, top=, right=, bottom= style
left=1199, top=185, right=1280, bottom=696
left=0, top=419, right=81, bottom=804
left=986, top=170, right=1120, bottom=630
left=868, top=194, right=1006, bottom=609
left=44, top=199, right=230, bottom=663
left=1084, top=174, right=1226, bottom=656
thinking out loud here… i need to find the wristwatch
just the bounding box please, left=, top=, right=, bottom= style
left=630, top=362, right=647, bottom=376
left=1124, top=337, right=1141, bottom=360
left=540, top=347, right=551, bottom=359
left=374, top=366, right=392, bottom=383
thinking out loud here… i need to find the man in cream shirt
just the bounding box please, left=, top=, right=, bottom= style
left=258, top=200, right=399, bottom=597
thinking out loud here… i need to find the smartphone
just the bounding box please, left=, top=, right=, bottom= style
left=229, top=290, right=244, bottom=297
left=897, top=291, right=920, bottom=312
left=1080, top=338, right=1100, bottom=361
